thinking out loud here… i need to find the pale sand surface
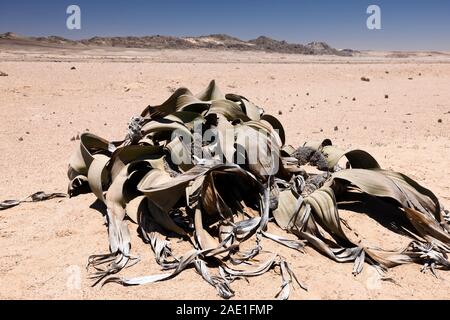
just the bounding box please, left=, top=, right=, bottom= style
left=0, top=47, right=449, bottom=299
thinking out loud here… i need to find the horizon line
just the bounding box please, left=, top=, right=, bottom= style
left=2, top=31, right=450, bottom=53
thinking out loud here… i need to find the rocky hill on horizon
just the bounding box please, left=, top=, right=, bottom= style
left=0, top=32, right=355, bottom=56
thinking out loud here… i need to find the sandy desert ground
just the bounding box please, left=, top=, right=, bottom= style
left=0, top=46, right=449, bottom=300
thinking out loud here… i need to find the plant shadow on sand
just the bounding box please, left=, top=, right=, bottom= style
left=89, top=199, right=108, bottom=220
left=337, top=191, right=417, bottom=239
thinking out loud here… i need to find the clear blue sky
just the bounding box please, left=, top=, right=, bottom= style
left=1, top=0, right=449, bottom=50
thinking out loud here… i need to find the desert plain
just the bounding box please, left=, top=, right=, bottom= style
left=0, top=44, right=449, bottom=299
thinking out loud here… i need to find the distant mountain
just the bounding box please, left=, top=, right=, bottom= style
left=0, top=32, right=20, bottom=39
left=0, top=32, right=354, bottom=56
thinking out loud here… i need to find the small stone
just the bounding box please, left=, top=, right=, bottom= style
left=385, top=94, right=389, bottom=99
left=18, top=137, right=23, bottom=141
left=361, top=76, right=370, bottom=82
left=70, top=136, right=76, bottom=141
left=408, top=77, right=413, bottom=80
left=320, top=129, right=323, bottom=132
left=306, top=92, right=309, bottom=96
left=278, top=110, right=283, bottom=115
left=334, top=126, right=339, bottom=131
left=71, top=66, right=76, bottom=70
left=385, top=71, right=389, bottom=74
left=0, top=71, right=8, bottom=76
left=438, top=119, right=443, bottom=123
left=352, top=97, right=356, bottom=101
left=104, top=123, right=108, bottom=126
